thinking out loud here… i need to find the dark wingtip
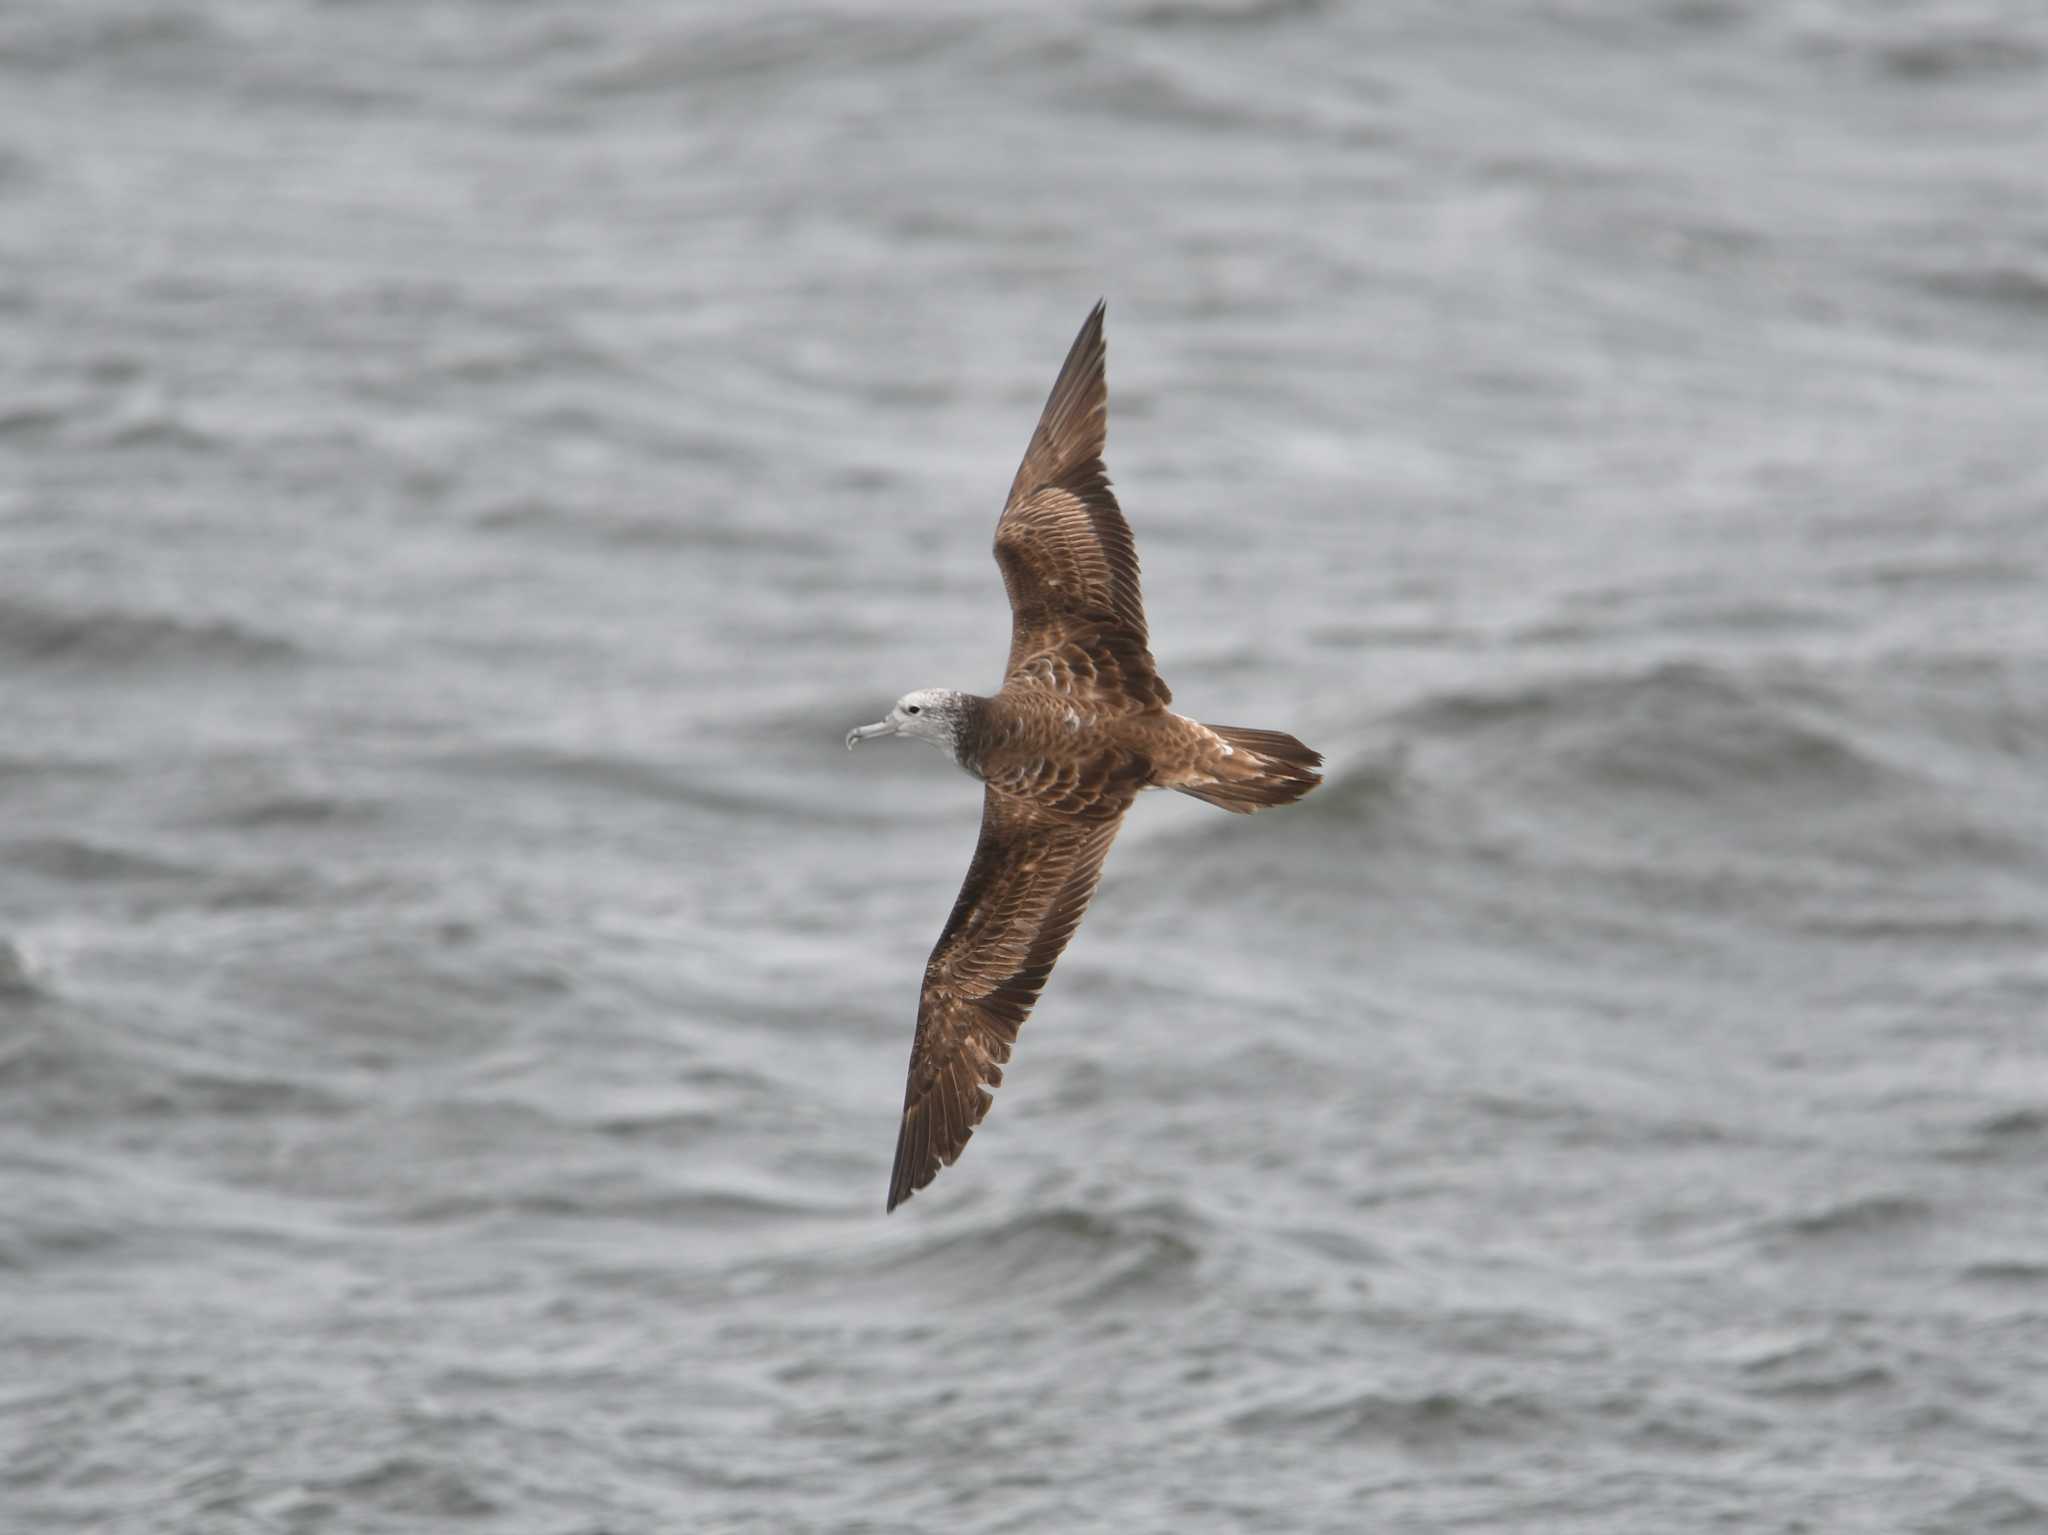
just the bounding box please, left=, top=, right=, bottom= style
left=1081, top=298, right=1106, bottom=349
left=1006, top=300, right=1112, bottom=508
left=885, top=1158, right=925, bottom=1213
left=1068, top=301, right=1106, bottom=368
left=885, top=1166, right=909, bottom=1213
left=886, top=1105, right=931, bottom=1213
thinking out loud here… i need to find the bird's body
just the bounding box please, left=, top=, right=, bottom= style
left=847, top=303, right=1322, bottom=1211
left=927, top=690, right=1315, bottom=815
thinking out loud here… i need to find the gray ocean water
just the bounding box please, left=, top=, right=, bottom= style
left=5, top=2, right=2048, bottom=1530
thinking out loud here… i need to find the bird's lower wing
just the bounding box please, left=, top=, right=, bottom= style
left=887, top=791, right=1127, bottom=1212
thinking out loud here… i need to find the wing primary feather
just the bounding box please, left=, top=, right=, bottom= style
left=1003, top=299, right=1107, bottom=511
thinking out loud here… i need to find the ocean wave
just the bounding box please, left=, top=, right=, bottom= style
left=1937, top=1106, right=2048, bottom=1166
left=1397, top=661, right=1901, bottom=805
left=1959, top=1261, right=2048, bottom=1289
left=1861, top=28, right=2045, bottom=84
left=1912, top=252, right=2048, bottom=317
left=908, top=1201, right=1208, bottom=1307
left=387, top=1183, right=832, bottom=1232
left=0, top=400, right=64, bottom=440
left=0, top=1013, right=353, bottom=1132
left=757, top=1199, right=1213, bottom=1314
left=424, top=743, right=791, bottom=819
left=1796, top=912, right=2045, bottom=945
left=152, top=1068, right=353, bottom=1123
left=568, top=11, right=972, bottom=100
left=0, top=1211, right=129, bottom=1269
left=1971, top=1106, right=2048, bottom=1142
left=1762, top=1192, right=1936, bottom=1246
left=0, top=595, right=300, bottom=670
left=1734, top=1332, right=1908, bottom=1407
left=1229, top=1384, right=1551, bottom=1446
left=4, top=835, right=196, bottom=884
left=0, top=937, right=46, bottom=1002
left=1742, top=1360, right=1895, bottom=1402
left=472, top=495, right=830, bottom=555
left=275, top=1456, right=499, bottom=1523
left=0, top=751, right=118, bottom=785
left=0, top=5, right=219, bottom=76
left=584, top=1105, right=723, bottom=1146
left=1127, top=0, right=1334, bottom=32
left=1935, top=1487, right=2048, bottom=1530
left=96, top=408, right=223, bottom=453
left=196, top=792, right=383, bottom=832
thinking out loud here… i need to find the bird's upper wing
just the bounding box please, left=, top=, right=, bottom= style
left=887, top=786, right=1130, bottom=1211
left=994, top=302, right=1169, bottom=712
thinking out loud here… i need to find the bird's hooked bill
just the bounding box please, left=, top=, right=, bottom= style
left=846, top=719, right=896, bottom=749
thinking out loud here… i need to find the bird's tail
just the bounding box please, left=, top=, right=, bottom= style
left=1173, top=724, right=1323, bottom=813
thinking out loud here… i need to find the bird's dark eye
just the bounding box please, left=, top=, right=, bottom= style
left=906, top=705, right=921, bottom=714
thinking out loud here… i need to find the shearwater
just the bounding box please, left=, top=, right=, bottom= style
left=847, top=302, right=1323, bottom=1211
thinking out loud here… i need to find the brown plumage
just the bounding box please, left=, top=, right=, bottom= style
left=845, top=301, right=1323, bottom=1212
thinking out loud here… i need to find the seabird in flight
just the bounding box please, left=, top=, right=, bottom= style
left=846, top=302, right=1323, bottom=1211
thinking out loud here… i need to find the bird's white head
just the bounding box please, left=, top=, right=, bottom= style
left=845, top=688, right=972, bottom=756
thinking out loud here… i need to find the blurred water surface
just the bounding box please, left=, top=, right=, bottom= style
left=4, top=2, right=2048, bottom=1530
